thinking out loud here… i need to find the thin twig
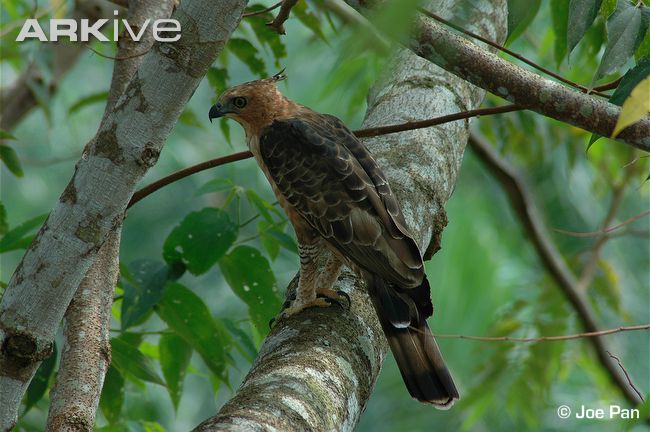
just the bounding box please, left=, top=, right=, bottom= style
left=243, top=1, right=283, bottom=17
left=418, top=8, right=611, bottom=98
left=594, top=77, right=622, bottom=92
left=128, top=105, right=523, bottom=207
left=354, top=104, right=523, bottom=138
left=469, top=132, right=644, bottom=406
left=127, top=151, right=253, bottom=208
left=430, top=324, right=650, bottom=342
left=606, top=350, right=645, bottom=402
left=555, top=210, right=650, bottom=238
left=85, top=44, right=151, bottom=61
left=577, top=173, right=632, bottom=292
left=266, top=0, right=299, bottom=35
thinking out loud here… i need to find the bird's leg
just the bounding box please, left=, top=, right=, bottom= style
left=315, top=252, right=350, bottom=309
left=278, top=239, right=346, bottom=320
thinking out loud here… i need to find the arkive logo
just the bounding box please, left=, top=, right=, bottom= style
left=16, top=10, right=181, bottom=42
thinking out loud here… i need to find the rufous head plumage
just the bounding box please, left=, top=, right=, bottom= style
left=208, top=70, right=298, bottom=137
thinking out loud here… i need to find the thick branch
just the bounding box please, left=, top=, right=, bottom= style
left=44, top=231, right=121, bottom=431
left=407, top=13, right=650, bottom=152
left=0, top=1, right=248, bottom=429
left=345, top=1, right=649, bottom=151
left=468, top=133, right=644, bottom=406
left=194, top=2, right=508, bottom=430
left=44, top=1, right=176, bottom=428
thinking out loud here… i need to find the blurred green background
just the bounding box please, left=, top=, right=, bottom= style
left=1, top=1, right=648, bottom=431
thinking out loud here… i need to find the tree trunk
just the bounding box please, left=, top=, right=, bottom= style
left=0, top=1, right=249, bottom=429
left=194, top=1, right=508, bottom=430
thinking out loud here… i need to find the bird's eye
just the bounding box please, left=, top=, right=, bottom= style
left=232, top=97, right=247, bottom=109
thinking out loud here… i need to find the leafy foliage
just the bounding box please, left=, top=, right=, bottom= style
left=219, top=246, right=282, bottom=335
left=163, top=208, right=238, bottom=275
left=593, top=0, right=650, bottom=82
left=156, top=282, right=230, bottom=378
left=3, top=0, right=649, bottom=431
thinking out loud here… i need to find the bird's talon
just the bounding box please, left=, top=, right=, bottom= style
left=316, top=288, right=351, bottom=310
left=336, top=290, right=351, bottom=308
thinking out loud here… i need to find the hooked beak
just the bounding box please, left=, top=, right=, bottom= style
left=208, top=102, right=226, bottom=123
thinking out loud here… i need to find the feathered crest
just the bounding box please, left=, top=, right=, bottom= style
left=271, top=68, right=287, bottom=81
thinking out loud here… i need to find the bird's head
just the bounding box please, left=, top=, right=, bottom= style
left=208, top=70, right=292, bottom=137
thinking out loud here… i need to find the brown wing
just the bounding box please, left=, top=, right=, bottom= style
left=259, top=113, right=424, bottom=288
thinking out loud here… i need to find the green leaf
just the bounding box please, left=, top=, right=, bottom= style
left=246, top=4, right=287, bottom=63
left=219, top=246, right=282, bottom=335
left=567, top=0, right=603, bottom=55
left=24, top=343, right=57, bottom=413
left=551, top=0, right=570, bottom=65
left=610, top=57, right=650, bottom=105
left=222, top=318, right=258, bottom=362
left=207, top=66, right=229, bottom=96
left=68, top=91, right=109, bottom=115
left=245, top=189, right=278, bottom=223
left=178, top=108, right=204, bottom=129
left=110, top=337, right=165, bottom=386
left=507, top=0, right=541, bottom=42
left=0, top=202, right=8, bottom=236
left=195, top=178, right=235, bottom=196
left=220, top=117, right=232, bottom=146
left=0, top=129, right=16, bottom=140
left=140, top=421, right=167, bottom=432
left=0, top=213, right=47, bottom=253
left=599, top=0, right=617, bottom=18
left=163, top=208, right=238, bottom=275
left=121, top=260, right=172, bottom=330
left=293, top=1, right=327, bottom=42
left=159, top=333, right=192, bottom=410
left=594, top=1, right=650, bottom=82
left=228, top=38, right=267, bottom=78
left=100, top=366, right=124, bottom=425
left=258, top=222, right=280, bottom=260
left=591, top=258, right=623, bottom=313
left=612, top=75, right=650, bottom=136
left=156, top=282, right=229, bottom=378
left=258, top=222, right=298, bottom=258
left=587, top=132, right=602, bottom=150
left=0, top=144, right=23, bottom=177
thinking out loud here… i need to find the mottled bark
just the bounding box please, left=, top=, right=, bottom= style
left=408, top=10, right=650, bottom=151
left=43, top=1, right=177, bottom=429
left=0, top=1, right=249, bottom=430
left=194, top=1, right=507, bottom=431
left=44, top=231, right=121, bottom=432
left=344, top=1, right=650, bottom=152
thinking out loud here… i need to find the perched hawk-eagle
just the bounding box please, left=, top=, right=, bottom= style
left=209, top=72, right=459, bottom=408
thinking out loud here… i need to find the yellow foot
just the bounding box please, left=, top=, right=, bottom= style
left=269, top=292, right=351, bottom=328
left=316, top=288, right=351, bottom=310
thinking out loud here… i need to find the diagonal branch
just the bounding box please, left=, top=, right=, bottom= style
left=345, top=1, right=650, bottom=151
left=127, top=105, right=523, bottom=208
left=419, top=9, right=610, bottom=98
left=468, top=132, right=644, bottom=406
left=266, top=0, right=299, bottom=34
left=44, top=1, right=177, bottom=429
left=0, top=2, right=249, bottom=430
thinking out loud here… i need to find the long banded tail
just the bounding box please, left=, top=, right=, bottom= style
left=368, top=275, right=459, bottom=408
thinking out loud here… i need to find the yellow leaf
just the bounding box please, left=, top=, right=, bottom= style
left=612, top=76, right=650, bottom=137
